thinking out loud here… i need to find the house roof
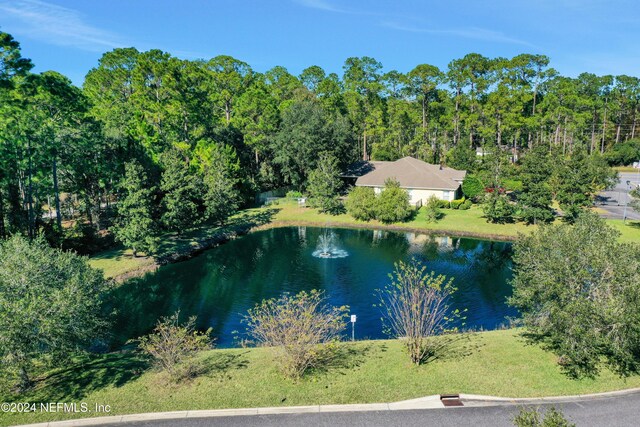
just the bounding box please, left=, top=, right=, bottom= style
left=355, top=157, right=466, bottom=190
left=342, top=160, right=391, bottom=178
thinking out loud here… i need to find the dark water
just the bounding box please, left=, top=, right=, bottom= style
left=109, top=227, right=516, bottom=347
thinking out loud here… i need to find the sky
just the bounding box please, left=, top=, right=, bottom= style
left=0, top=0, right=639, bottom=86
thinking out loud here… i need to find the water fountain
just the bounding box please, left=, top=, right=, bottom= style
left=312, top=229, right=349, bottom=259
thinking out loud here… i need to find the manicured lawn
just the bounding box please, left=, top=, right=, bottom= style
left=2, top=329, right=639, bottom=426
left=614, top=166, right=639, bottom=173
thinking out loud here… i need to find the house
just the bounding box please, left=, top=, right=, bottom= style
left=349, top=156, right=466, bottom=206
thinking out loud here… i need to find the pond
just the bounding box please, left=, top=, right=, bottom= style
left=109, top=227, right=516, bottom=347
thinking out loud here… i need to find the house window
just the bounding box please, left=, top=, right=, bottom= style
left=443, top=191, right=451, bottom=200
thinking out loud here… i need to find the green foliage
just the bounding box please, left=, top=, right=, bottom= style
left=482, top=191, right=514, bottom=223
left=375, top=179, right=413, bottom=223
left=450, top=197, right=465, bottom=210
left=509, top=212, right=640, bottom=378
left=436, top=199, right=451, bottom=209
left=112, top=161, right=159, bottom=257
left=513, top=407, right=575, bottom=427
left=424, top=195, right=443, bottom=222
left=160, top=150, right=201, bottom=232
left=503, top=179, right=523, bottom=192
left=446, top=144, right=476, bottom=171
left=136, top=311, right=212, bottom=381
left=244, top=290, right=348, bottom=378
left=554, top=151, right=604, bottom=223
left=462, top=175, right=485, bottom=200
left=459, top=199, right=472, bottom=210
left=345, top=186, right=377, bottom=221
left=604, top=139, right=640, bottom=166
left=200, top=142, right=242, bottom=225
left=285, top=190, right=303, bottom=199
left=0, top=235, right=110, bottom=390
left=518, top=145, right=554, bottom=224
left=306, top=152, right=343, bottom=214
left=377, top=258, right=460, bottom=365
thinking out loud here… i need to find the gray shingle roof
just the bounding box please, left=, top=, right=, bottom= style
left=355, top=157, right=466, bottom=190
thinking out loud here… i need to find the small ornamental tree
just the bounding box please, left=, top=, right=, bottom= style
left=424, top=195, right=442, bottom=222
left=306, top=152, right=343, bottom=214
left=345, top=186, right=377, bottom=221
left=112, top=161, right=159, bottom=257
left=377, top=258, right=461, bottom=365
left=0, top=236, right=110, bottom=390
left=461, top=175, right=484, bottom=201
left=201, top=143, right=241, bottom=225
left=244, top=290, right=348, bottom=378
left=137, top=311, right=212, bottom=381
left=375, top=178, right=412, bottom=223
left=518, top=145, right=554, bottom=224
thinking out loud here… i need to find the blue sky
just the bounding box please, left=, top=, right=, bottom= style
left=0, top=0, right=638, bottom=86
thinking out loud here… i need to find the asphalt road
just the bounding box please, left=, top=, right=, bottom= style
left=121, top=392, right=640, bottom=427
left=597, top=171, right=640, bottom=220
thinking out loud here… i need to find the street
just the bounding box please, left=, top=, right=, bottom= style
left=597, top=171, right=640, bottom=220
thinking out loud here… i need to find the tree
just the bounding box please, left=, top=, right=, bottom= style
left=483, top=190, right=513, bottom=223
left=375, top=179, right=413, bottom=223
left=509, top=212, right=640, bottom=378
left=461, top=175, right=484, bottom=200
left=244, top=290, right=348, bottom=378
left=0, top=235, right=110, bottom=390
left=200, top=142, right=241, bottom=225
left=306, top=152, right=343, bottom=214
left=631, top=186, right=640, bottom=213
left=160, top=150, right=201, bottom=232
left=345, top=186, right=377, bottom=221
left=518, top=145, right=554, bottom=224
left=377, top=258, right=460, bottom=365
left=424, top=195, right=443, bottom=222
left=136, top=311, right=212, bottom=381
left=112, top=161, right=159, bottom=257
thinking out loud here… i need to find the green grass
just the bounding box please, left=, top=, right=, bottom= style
left=2, top=330, right=640, bottom=426
left=614, top=166, right=640, bottom=173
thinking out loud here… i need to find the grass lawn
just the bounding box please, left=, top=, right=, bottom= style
left=2, top=329, right=639, bottom=426
left=614, top=166, right=639, bottom=173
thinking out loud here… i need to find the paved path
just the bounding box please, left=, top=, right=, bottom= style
left=597, top=171, right=640, bottom=220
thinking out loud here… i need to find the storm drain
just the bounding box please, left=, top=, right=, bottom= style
left=440, top=394, right=464, bottom=407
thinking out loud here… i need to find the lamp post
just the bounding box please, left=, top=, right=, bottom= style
left=623, top=180, right=631, bottom=223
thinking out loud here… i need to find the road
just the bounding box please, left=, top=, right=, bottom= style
left=120, top=392, right=640, bottom=427
left=597, top=171, right=640, bottom=220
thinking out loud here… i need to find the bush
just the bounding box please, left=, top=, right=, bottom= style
left=462, top=175, right=484, bottom=200
left=375, top=179, right=413, bottom=223
left=345, top=186, right=377, bottom=221
left=136, top=311, right=212, bottom=381
left=424, top=195, right=443, bottom=222
left=513, top=407, right=575, bottom=427
left=459, top=199, right=472, bottom=210
left=286, top=190, right=303, bottom=199
left=377, top=258, right=462, bottom=365
left=244, top=290, right=348, bottom=378
left=450, top=197, right=465, bottom=209
left=436, top=199, right=451, bottom=209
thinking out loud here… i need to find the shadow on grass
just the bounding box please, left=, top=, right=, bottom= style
left=420, top=332, right=483, bottom=365
left=308, top=342, right=374, bottom=377
left=8, top=352, right=150, bottom=403
left=199, top=351, right=250, bottom=379
left=626, top=220, right=640, bottom=229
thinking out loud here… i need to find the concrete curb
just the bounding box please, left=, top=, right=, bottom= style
left=13, top=388, right=640, bottom=427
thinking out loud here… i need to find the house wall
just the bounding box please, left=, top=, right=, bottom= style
left=372, top=186, right=458, bottom=206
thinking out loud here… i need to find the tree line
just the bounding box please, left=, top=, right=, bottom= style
left=0, top=30, right=637, bottom=249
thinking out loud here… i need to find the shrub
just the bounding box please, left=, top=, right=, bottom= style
left=462, top=175, right=484, bottom=200
left=137, top=312, right=212, bottom=381
left=375, top=179, right=413, bottom=223
left=459, top=199, right=472, bottom=210
left=377, top=258, right=462, bottom=365
left=436, top=199, right=451, bottom=209
left=286, top=190, right=303, bottom=199
left=513, top=407, right=575, bottom=427
left=450, top=197, right=465, bottom=210
left=244, top=290, right=348, bottom=378
left=345, top=186, right=377, bottom=221
left=424, top=195, right=443, bottom=223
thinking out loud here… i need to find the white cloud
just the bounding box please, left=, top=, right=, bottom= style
left=382, top=21, right=537, bottom=48
left=0, top=0, right=123, bottom=51
left=293, top=0, right=346, bottom=13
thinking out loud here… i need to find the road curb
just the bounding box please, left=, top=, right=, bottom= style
left=12, top=389, right=640, bottom=427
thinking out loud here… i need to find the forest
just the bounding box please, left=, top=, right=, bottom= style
left=0, top=30, right=636, bottom=253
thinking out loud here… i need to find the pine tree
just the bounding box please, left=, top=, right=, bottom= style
left=306, top=152, right=343, bottom=214
left=202, top=144, right=241, bottom=225
left=160, top=150, right=201, bottom=232
left=518, top=145, right=554, bottom=224
left=112, top=161, right=159, bottom=257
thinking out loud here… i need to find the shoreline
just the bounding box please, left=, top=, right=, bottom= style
left=107, top=219, right=517, bottom=282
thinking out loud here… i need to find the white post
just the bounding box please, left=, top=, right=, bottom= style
left=350, top=314, right=357, bottom=341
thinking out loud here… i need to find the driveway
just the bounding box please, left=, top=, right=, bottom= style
left=597, top=171, right=640, bottom=220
